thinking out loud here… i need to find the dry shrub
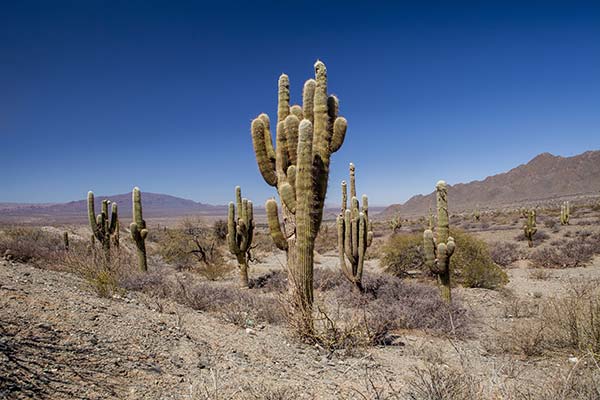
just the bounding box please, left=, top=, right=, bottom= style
left=492, top=319, right=547, bottom=357
left=60, top=245, right=138, bottom=297
left=152, top=275, right=285, bottom=327
left=489, top=241, right=521, bottom=267
left=514, top=230, right=550, bottom=245
left=541, top=280, right=600, bottom=355
left=0, top=227, right=64, bottom=263
left=530, top=235, right=599, bottom=268
left=407, top=362, right=482, bottom=400
left=331, top=274, right=468, bottom=339
left=314, top=222, right=337, bottom=254
left=529, top=268, right=552, bottom=280
left=156, top=220, right=233, bottom=280
left=212, top=219, right=228, bottom=241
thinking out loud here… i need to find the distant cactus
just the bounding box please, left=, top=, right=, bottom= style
left=389, top=214, right=402, bottom=234
left=130, top=187, right=148, bottom=271
left=63, top=231, right=69, bottom=251
left=87, top=191, right=118, bottom=256
left=523, top=208, right=537, bottom=247
left=227, top=186, right=254, bottom=288
left=423, top=181, right=456, bottom=302
left=337, top=163, right=373, bottom=291
left=251, top=60, right=346, bottom=309
left=560, top=201, right=570, bottom=225
left=474, top=205, right=481, bottom=222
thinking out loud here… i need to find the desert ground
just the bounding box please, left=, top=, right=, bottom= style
left=2, top=199, right=600, bottom=399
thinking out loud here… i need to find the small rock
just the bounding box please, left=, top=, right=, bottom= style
left=568, top=357, right=579, bottom=364
left=245, top=328, right=256, bottom=335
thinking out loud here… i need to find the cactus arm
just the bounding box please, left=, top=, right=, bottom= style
left=266, top=199, right=288, bottom=251
left=349, top=163, right=357, bottom=200
left=258, top=113, right=276, bottom=162
left=341, top=181, right=347, bottom=214
left=312, top=60, right=329, bottom=159
left=423, top=229, right=437, bottom=272
left=285, top=114, right=299, bottom=164
left=227, top=202, right=238, bottom=254
left=330, top=117, right=347, bottom=153
left=356, top=212, right=366, bottom=281
left=279, top=182, right=297, bottom=213
left=251, top=118, right=278, bottom=186
left=343, top=209, right=355, bottom=265
left=108, top=202, right=118, bottom=234
left=302, top=79, right=316, bottom=125
left=290, top=104, right=304, bottom=121
left=337, top=214, right=354, bottom=283
left=87, top=191, right=101, bottom=240
left=436, top=181, right=449, bottom=244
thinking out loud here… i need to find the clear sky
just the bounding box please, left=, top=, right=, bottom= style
left=2, top=1, right=599, bottom=206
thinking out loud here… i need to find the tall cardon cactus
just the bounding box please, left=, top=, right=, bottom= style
left=423, top=181, right=456, bottom=303
left=88, top=191, right=119, bottom=256
left=130, top=187, right=148, bottom=271
left=251, top=60, right=347, bottom=309
left=337, top=163, right=373, bottom=291
left=227, top=186, right=254, bottom=288
left=523, top=208, right=537, bottom=247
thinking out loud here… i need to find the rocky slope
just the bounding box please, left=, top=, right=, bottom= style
left=381, top=150, right=600, bottom=217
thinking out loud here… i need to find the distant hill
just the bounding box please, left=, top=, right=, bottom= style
left=381, top=150, right=600, bottom=218
left=0, top=192, right=228, bottom=223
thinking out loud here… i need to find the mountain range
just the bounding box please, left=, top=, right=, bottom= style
left=380, top=150, right=600, bottom=217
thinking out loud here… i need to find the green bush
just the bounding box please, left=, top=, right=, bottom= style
left=380, top=229, right=508, bottom=289
left=451, top=229, right=508, bottom=289
left=380, top=233, right=424, bottom=277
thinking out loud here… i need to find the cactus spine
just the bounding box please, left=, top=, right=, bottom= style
left=560, top=201, right=570, bottom=225
left=423, top=181, right=456, bottom=303
left=523, top=208, right=537, bottom=247
left=227, top=186, right=254, bottom=288
left=130, top=187, right=148, bottom=271
left=337, top=163, right=373, bottom=291
left=88, top=191, right=119, bottom=256
left=251, top=61, right=347, bottom=309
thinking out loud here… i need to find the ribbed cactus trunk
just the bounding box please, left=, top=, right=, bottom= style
left=423, top=181, right=456, bottom=303
left=436, top=182, right=451, bottom=302
left=252, top=61, right=347, bottom=311
left=523, top=209, right=537, bottom=248
left=227, top=186, right=254, bottom=288
left=130, top=187, right=148, bottom=272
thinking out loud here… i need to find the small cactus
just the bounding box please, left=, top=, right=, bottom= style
left=474, top=205, right=481, bottom=222
left=130, top=187, right=148, bottom=271
left=88, top=191, right=119, bottom=257
left=227, top=186, right=254, bottom=288
left=63, top=231, right=69, bottom=251
left=423, top=181, right=456, bottom=302
left=523, top=208, right=537, bottom=247
left=560, top=201, right=570, bottom=225
left=337, top=163, right=373, bottom=291
left=389, top=214, right=402, bottom=234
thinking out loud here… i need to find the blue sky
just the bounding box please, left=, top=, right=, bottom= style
left=1, top=1, right=599, bottom=206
